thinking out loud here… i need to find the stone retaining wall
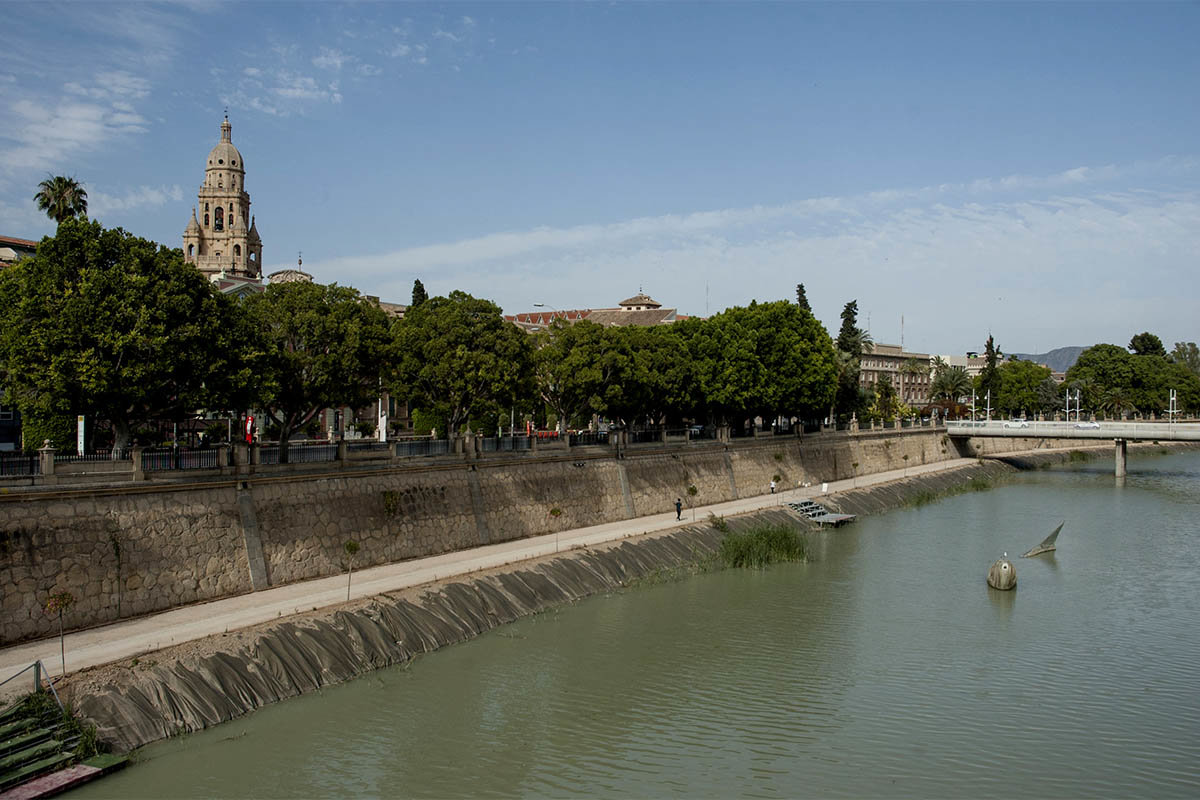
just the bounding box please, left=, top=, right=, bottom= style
left=0, top=431, right=1113, bottom=645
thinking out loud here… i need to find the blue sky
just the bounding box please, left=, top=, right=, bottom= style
left=2, top=1, right=1198, bottom=357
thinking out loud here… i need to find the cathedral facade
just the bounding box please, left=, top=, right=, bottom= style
left=182, top=117, right=264, bottom=296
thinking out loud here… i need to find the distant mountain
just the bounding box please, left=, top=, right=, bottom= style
left=1008, top=346, right=1087, bottom=373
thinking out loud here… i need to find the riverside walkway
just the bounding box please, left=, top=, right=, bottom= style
left=0, top=450, right=1082, bottom=685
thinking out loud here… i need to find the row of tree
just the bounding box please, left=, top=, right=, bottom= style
left=952, top=332, right=1200, bottom=418
left=0, top=221, right=849, bottom=458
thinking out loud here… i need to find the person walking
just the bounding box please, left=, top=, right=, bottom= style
left=770, top=479, right=777, bottom=494
left=675, top=498, right=683, bottom=520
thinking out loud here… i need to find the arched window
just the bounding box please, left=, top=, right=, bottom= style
left=249, top=251, right=256, bottom=263
left=204, top=213, right=209, bottom=226
left=234, top=244, right=241, bottom=258
left=214, top=207, right=224, bottom=231
left=204, top=203, right=209, bottom=212
left=187, top=244, right=194, bottom=258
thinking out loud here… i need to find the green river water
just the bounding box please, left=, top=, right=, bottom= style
left=72, top=450, right=1200, bottom=798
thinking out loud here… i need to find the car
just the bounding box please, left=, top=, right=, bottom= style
left=1074, top=421, right=1101, bottom=429
left=1003, top=419, right=1029, bottom=429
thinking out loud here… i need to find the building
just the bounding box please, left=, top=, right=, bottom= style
left=506, top=292, right=686, bottom=332
left=0, top=235, right=38, bottom=270
left=182, top=117, right=264, bottom=297
left=859, top=343, right=933, bottom=406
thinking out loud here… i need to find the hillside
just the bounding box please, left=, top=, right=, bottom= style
left=1009, top=346, right=1086, bottom=372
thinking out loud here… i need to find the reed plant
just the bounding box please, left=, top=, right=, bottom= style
left=719, top=524, right=806, bottom=569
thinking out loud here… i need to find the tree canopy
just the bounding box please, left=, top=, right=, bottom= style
left=393, top=291, right=534, bottom=435
left=0, top=219, right=243, bottom=450
left=1066, top=340, right=1200, bottom=415
left=243, top=280, right=391, bottom=459
left=1128, top=332, right=1166, bottom=357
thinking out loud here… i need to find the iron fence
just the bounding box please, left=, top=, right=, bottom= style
left=480, top=435, right=533, bottom=452
left=394, top=439, right=451, bottom=457
left=55, top=449, right=130, bottom=463
left=569, top=431, right=609, bottom=446
left=141, top=447, right=221, bottom=471
left=258, top=442, right=338, bottom=465
left=346, top=441, right=391, bottom=453
left=629, top=429, right=663, bottom=444
left=0, top=452, right=38, bottom=476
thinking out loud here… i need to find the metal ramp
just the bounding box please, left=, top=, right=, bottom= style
left=788, top=499, right=857, bottom=528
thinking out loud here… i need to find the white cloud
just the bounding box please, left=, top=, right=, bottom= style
left=290, top=160, right=1200, bottom=353
left=0, top=95, right=149, bottom=173
left=312, top=48, right=347, bottom=71
left=90, top=184, right=184, bottom=217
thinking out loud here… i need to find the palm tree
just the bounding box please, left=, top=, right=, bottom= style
left=931, top=366, right=971, bottom=405
left=34, top=175, right=88, bottom=224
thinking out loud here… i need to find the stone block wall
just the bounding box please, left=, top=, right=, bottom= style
left=1, top=486, right=249, bottom=644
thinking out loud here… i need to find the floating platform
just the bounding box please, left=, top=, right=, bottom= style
left=788, top=500, right=857, bottom=528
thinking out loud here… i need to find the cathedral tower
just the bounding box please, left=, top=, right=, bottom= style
left=182, top=116, right=263, bottom=285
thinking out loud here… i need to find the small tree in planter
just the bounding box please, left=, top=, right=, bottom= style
left=343, top=540, right=360, bottom=602
left=687, top=484, right=698, bottom=521
left=45, top=591, right=76, bottom=677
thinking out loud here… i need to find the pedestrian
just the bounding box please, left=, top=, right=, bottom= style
left=770, top=479, right=776, bottom=494
left=675, top=498, right=682, bottom=520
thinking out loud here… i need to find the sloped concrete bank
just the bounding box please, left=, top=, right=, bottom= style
left=69, top=443, right=1195, bottom=754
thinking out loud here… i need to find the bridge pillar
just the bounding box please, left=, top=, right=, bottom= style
left=1115, top=439, right=1127, bottom=477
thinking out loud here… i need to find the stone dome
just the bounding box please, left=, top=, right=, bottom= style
left=206, top=118, right=245, bottom=173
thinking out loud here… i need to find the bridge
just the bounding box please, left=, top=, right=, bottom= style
left=945, top=420, right=1200, bottom=476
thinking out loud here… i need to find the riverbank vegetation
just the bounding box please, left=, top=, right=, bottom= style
left=718, top=524, right=807, bottom=569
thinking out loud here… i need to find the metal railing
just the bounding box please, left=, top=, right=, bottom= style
left=479, top=435, right=533, bottom=452
left=569, top=431, right=609, bottom=446
left=346, top=440, right=391, bottom=453
left=0, top=452, right=39, bottom=476
left=258, top=442, right=338, bottom=464
left=946, top=419, right=1200, bottom=441
left=394, top=439, right=450, bottom=457
left=0, top=661, right=63, bottom=713
left=141, top=447, right=221, bottom=471
left=55, top=449, right=129, bottom=463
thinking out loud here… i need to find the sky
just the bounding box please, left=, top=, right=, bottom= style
left=2, top=1, right=1198, bottom=357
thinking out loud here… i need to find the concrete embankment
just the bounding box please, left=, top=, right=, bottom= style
left=64, top=445, right=1156, bottom=754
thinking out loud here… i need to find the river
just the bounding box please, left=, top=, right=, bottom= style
left=72, top=449, right=1200, bottom=798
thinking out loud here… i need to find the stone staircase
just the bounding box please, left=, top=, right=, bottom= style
left=0, top=696, right=79, bottom=794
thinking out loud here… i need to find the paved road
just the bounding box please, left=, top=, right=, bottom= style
left=0, top=452, right=1055, bottom=686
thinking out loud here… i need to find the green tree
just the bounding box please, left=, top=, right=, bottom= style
left=1128, top=332, right=1166, bottom=357
left=869, top=375, right=900, bottom=422
left=1170, top=342, right=1200, bottom=377
left=829, top=300, right=872, bottom=424
left=34, top=175, right=88, bottom=224
left=975, top=335, right=1003, bottom=416
left=244, top=281, right=391, bottom=461
left=931, top=365, right=971, bottom=404
left=795, top=283, right=811, bottom=313
left=393, top=291, right=534, bottom=436
left=996, top=359, right=1052, bottom=417
left=691, top=301, right=836, bottom=425
left=534, top=319, right=626, bottom=432
left=411, top=279, right=428, bottom=308
left=0, top=220, right=247, bottom=452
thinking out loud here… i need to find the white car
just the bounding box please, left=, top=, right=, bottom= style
left=1003, top=420, right=1029, bottom=429
left=1074, top=421, right=1101, bottom=429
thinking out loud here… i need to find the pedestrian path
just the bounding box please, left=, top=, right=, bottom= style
left=0, top=455, right=1000, bottom=682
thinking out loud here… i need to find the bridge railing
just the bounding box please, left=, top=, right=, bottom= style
left=945, top=420, right=1200, bottom=441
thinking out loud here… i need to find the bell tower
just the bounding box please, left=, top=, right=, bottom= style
left=182, top=116, right=263, bottom=283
